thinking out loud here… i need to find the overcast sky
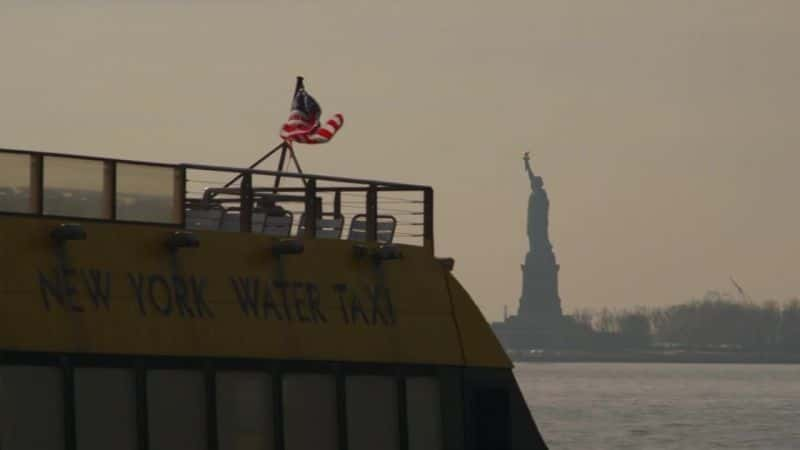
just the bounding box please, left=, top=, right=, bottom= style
left=2, top=0, right=799, bottom=320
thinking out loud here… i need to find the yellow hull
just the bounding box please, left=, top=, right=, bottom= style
left=0, top=216, right=509, bottom=369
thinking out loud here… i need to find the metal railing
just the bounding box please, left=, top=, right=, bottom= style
left=183, top=162, right=433, bottom=249
left=0, top=147, right=434, bottom=250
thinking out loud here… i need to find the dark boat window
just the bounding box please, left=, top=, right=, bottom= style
left=216, top=371, right=274, bottom=450
left=75, top=368, right=137, bottom=450
left=116, top=163, right=182, bottom=223
left=474, top=388, right=510, bottom=450
left=0, top=365, right=65, bottom=450
left=346, top=375, right=399, bottom=450
left=0, top=153, right=34, bottom=213
left=43, top=157, right=109, bottom=219
left=147, top=370, right=207, bottom=450
left=283, top=374, right=338, bottom=450
left=405, top=377, right=443, bottom=450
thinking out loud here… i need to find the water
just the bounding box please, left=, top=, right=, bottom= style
left=515, top=363, right=800, bottom=450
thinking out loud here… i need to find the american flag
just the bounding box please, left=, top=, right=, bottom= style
left=280, top=77, right=343, bottom=144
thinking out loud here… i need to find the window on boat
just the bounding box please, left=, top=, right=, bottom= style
left=346, top=375, right=400, bottom=450
left=43, top=157, right=110, bottom=219
left=74, top=368, right=138, bottom=450
left=282, top=373, right=338, bottom=450
left=473, top=387, right=511, bottom=450
left=406, top=376, right=444, bottom=450
left=0, top=365, right=65, bottom=450
left=216, top=371, right=274, bottom=450
left=0, top=363, right=449, bottom=450
left=0, top=152, right=35, bottom=213
left=147, top=370, right=208, bottom=450
left=116, top=163, right=182, bottom=223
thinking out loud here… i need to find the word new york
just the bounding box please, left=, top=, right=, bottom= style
left=36, top=269, right=397, bottom=326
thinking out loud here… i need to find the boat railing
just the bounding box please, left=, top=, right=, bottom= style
left=0, top=147, right=434, bottom=251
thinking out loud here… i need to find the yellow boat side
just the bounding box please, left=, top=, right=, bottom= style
left=0, top=216, right=510, bottom=368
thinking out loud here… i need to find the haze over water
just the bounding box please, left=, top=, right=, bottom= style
left=517, top=363, right=800, bottom=450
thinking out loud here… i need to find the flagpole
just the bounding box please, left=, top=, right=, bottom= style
left=213, top=141, right=287, bottom=196
left=287, top=145, right=307, bottom=183
left=272, top=144, right=289, bottom=192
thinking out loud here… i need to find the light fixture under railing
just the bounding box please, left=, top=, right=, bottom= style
left=51, top=223, right=86, bottom=243
left=353, top=243, right=403, bottom=264
left=373, top=244, right=402, bottom=262
left=272, top=238, right=304, bottom=256
left=166, top=231, right=200, bottom=250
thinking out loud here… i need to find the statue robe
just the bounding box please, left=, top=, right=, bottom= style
left=527, top=181, right=552, bottom=253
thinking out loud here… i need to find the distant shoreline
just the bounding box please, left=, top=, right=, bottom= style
left=509, top=350, right=800, bottom=364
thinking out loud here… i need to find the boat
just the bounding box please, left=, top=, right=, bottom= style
left=0, top=143, right=548, bottom=449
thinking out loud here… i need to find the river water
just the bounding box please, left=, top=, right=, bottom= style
left=515, top=363, right=800, bottom=450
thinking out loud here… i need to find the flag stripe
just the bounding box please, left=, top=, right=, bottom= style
left=280, top=87, right=343, bottom=144
left=280, top=113, right=343, bottom=144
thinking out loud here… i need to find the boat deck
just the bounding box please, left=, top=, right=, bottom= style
left=0, top=147, right=434, bottom=249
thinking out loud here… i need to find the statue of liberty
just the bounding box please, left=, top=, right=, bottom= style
left=517, top=152, right=561, bottom=323
left=491, top=152, right=563, bottom=349
left=523, top=152, right=552, bottom=253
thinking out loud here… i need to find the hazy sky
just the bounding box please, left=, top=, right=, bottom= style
left=2, top=1, right=799, bottom=321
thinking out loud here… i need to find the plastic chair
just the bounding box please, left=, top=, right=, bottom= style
left=347, top=214, right=397, bottom=244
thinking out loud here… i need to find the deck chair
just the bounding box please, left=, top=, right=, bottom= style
left=220, top=208, right=267, bottom=232
left=347, top=214, right=397, bottom=244
left=261, top=209, right=294, bottom=237
left=297, top=213, right=345, bottom=239
left=185, top=204, right=224, bottom=230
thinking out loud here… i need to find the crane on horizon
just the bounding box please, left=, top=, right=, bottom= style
left=730, top=276, right=754, bottom=303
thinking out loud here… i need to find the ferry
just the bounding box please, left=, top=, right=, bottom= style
left=0, top=143, right=548, bottom=449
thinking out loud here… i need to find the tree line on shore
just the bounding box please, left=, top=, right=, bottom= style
left=566, top=291, right=800, bottom=352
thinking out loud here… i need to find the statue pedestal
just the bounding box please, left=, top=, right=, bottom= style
left=518, top=249, right=562, bottom=320
left=492, top=314, right=567, bottom=350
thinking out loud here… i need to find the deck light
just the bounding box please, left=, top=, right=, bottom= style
left=373, top=244, right=402, bottom=263
left=51, top=224, right=86, bottom=243
left=437, top=257, right=455, bottom=272
left=166, top=231, right=200, bottom=250
left=353, top=243, right=403, bottom=263
left=272, top=238, right=304, bottom=256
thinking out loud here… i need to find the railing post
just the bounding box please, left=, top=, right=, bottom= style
left=272, top=143, right=289, bottom=194
left=333, top=190, right=342, bottom=218
left=304, top=177, right=317, bottom=238
left=366, top=185, right=378, bottom=243
left=176, top=167, right=187, bottom=227
left=423, top=188, right=434, bottom=254
left=240, top=172, right=253, bottom=232
left=103, top=161, right=116, bottom=220
left=30, top=155, right=43, bottom=214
